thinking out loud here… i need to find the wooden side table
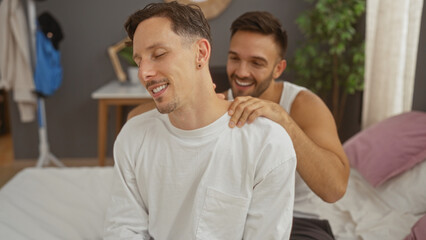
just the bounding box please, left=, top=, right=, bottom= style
left=92, top=81, right=152, bottom=166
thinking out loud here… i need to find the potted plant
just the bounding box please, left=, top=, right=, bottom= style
left=108, top=38, right=139, bottom=84
left=118, top=45, right=139, bottom=84
left=289, top=0, right=365, bottom=128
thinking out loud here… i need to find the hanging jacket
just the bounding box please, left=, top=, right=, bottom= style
left=34, top=11, right=63, bottom=96
left=34, top=19, right=63, bottom=96
left=0, top=0, right=37, bottom=122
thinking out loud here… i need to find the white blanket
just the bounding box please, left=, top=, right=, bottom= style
left=0, top=166, right=422, bottom=240
left=295, top=168, right=421, bottom=240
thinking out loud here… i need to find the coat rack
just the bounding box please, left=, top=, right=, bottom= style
left=26, top=0, right=64, bottom=167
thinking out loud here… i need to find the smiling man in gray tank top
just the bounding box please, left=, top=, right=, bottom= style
left=225, top=11, right=349, bottom=239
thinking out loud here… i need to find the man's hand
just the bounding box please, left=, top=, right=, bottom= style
left=228, top=96, right=286, bottom=128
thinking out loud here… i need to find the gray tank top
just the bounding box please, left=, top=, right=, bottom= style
left=226, top=81, right=305, bottom=114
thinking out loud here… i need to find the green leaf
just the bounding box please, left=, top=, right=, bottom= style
left=118, top=46, right=137, bottom=66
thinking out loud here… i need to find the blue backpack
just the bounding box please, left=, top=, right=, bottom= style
left=34, top=25, right=62, bottom=96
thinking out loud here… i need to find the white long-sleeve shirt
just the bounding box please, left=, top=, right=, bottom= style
left=104, top=110, right=296, bottom=240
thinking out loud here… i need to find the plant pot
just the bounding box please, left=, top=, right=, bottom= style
left=127, top=67, right=139, bottom=84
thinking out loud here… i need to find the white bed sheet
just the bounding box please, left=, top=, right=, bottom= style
left=0, top=166, right=422, bottom=240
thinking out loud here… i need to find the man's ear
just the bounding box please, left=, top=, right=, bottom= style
left=195, top=38, right=211, bottom=69
left=273, top=59, right=287, bottom=79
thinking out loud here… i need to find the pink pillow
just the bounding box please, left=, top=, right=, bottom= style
left=404, top=215, right=426, bottom=240
left=343, top=111, right=426, bottom=187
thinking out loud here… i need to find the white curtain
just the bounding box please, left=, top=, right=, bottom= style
left=362, top=0, right=424, bottom=129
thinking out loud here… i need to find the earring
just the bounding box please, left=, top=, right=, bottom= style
left=198, top=64, right=201, bottom=68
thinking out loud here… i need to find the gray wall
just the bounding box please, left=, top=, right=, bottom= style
left=10, top=0, right=311, bottom=159
left=8, top=0, right=426, bottom=159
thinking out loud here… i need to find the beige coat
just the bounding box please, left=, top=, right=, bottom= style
left=0, top=0, right=36, bottom=122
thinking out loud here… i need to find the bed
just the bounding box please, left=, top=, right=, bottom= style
left=0, top=111, right=425, bottom=240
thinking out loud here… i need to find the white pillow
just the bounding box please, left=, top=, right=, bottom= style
left=375, top=159, right=426, bottom=216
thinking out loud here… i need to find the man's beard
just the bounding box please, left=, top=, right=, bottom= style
left=156, top=100, right=177, bottom=114
left=231, top=70, right=274, bottom=98
left=146, top=78, right=177, bottom=114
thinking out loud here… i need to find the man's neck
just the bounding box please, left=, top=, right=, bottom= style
left=168, top=88, right=231, bottom=131
left=259, top=80, right=283, bottom=103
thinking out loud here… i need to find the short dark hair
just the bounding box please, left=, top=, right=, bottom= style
left=230, top=11, right=288, bottom=58
left=124, top=1, right=212, bottom=46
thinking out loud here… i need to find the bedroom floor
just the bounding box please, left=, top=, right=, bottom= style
left=0, top=133, right=113, bottom=188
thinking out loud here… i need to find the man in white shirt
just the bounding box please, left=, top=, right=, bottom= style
left=103, top=2, right=297, bottom=239
left=127, top=10, right=349, bottom=240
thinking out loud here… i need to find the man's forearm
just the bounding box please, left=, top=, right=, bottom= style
left=104, top=141, right=150, bottom=238
left=279, top=115, right=349, bottom=203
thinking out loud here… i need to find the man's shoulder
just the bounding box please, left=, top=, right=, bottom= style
left=127, top=109, right=160, bottom=124
left=250, top=116, right=282, bottom=128
left=246, top=117, right=296, bottom=174
left=119, top=109, right=162, bottom=138
left=290, top=87, right=327, bottom=119
left=248, top=117, right=292, bottom=143
left=127, top=101, right=156, bottom=120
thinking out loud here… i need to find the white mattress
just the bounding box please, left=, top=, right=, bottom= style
left=0, top=166, right=422, bottom=240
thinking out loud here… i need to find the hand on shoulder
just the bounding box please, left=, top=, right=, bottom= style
left=227, top=96, right=288, bottom=128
